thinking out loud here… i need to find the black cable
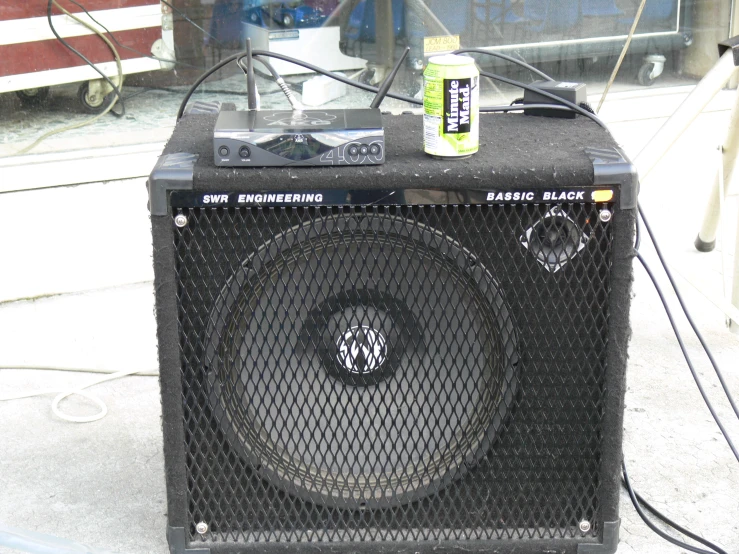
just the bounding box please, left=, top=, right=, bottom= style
left=634, top=249, right=739, bottom=463
left=638, top=206, right=739, bottom=421
left=453, top=48, right=554, bottom=82
left=122, top=88, right=161, bottom=101
left=479, top=70, right=606, bottom=128
left=242, top=57, right=587, bottom=115
left=178, top=50, right=593, bottom=120
left=177, top=50, right=418, bottom=119
left=245, top=39, right=257, bottom=110
left=621, top=476, right=728, bottom=554
left=177, top=53, right=244, bottom=118
left=96, top=0, right=592, bottom=123
left=622, top=461, right=726, bottom=554
left=630, top=212, right=739, bottom=551
left=245, top=51, right=422, bottom=105
left=137, top=85, right=265, bottom=96
left=629, top=209, right=739, bottom=554
left=239, top=56, right=300, bottom=108
left=371, top=46, right=410, bottom=109
left=481, top=104, right=585, bottom=115
left=46, top=0, right=125, bottom=117
left=579, top=101, right=595, bottom=114
left=249, top=56, right=280, bottom=81
left=508, top=97, right=597, bottom=118
left=124, top=86, right=283, bottom=103
left=102, top=0, right=580, bottom=122
left=159, top=0, right=224, bottom=47
left=64, top=0, right=203, bottom=70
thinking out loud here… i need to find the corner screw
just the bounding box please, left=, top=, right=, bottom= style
left=195, top=522, right=208, bottom=535
left=579, top=520, right=592, bottom=534
left=174, top=214, right=188, bottom=227
left=598, top=209, right=612, bottom=223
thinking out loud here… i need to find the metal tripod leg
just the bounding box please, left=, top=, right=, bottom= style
left=695, top=87, right=739, bottom=252
left=733, top=209, right=739, bottom=332
left=634, top=50, right=738, bottom=180
left=695, top=168, right=722, bottom=252
left=694, top=83, right=739, bottom=330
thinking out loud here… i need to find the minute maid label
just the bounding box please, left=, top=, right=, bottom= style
left=443, top=78, right=472, bottom=134
left=423, top=57, right=479, bottom=158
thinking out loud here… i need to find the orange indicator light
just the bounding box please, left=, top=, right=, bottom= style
left=592, top=190, right=614, bottom=202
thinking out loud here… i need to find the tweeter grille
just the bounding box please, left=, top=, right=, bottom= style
left=205, top=213, right=519, bottom=508
left=520, top=207, right=589, bottom=272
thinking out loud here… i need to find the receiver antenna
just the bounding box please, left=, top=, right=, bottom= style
left=370, top=47, right=410, bottom=109
left=245, top=38, right=257, bottom=110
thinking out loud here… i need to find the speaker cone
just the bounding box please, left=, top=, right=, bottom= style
left=205, top=211, right=519, bottom=508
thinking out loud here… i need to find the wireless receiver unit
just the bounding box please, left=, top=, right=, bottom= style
left=213, top=46, right=409, bottom=167
left=214, top=109, right=384, bottom=167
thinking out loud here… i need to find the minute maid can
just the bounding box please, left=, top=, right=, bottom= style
left=423, top=54, right=479, bottom=158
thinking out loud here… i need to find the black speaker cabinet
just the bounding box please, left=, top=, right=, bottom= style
left=149, top=112, right=637, bottom=554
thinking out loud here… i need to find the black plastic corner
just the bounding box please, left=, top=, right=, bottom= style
left=577, top=520, right=620, bottom=554
left=718, top=36, right=739, bottom=66
left=148, top=153, right=199, bottom=216
left=167, top=526, right=210, bottom=554
left=585, top=148, right=639, bottom=209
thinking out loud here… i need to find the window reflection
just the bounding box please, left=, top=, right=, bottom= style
left=0, top=0, right=731, bottom=156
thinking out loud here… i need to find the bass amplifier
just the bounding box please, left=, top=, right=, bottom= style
left=149, top=111, right=637, bottom=554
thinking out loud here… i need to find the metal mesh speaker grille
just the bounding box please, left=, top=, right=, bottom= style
left=173, top=202, right=613, bottom=545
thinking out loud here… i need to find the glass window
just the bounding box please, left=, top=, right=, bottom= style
left=0, top=0, right=734, bottom=159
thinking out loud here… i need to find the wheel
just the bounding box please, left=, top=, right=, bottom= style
left=282, top=13, right=294, bottom=27
left=15, top=87, right=50, bottom=108
left=249, top=11, right=259, bottom=23
left=77, top=82, right=114, bottom=114
left=637, top=63, right=656, bottom=86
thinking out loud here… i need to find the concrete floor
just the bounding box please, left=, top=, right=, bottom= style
left=1, top=85, right=738, bottom=553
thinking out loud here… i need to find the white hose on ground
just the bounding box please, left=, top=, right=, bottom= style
left=0, top=523, right=120, bottom=554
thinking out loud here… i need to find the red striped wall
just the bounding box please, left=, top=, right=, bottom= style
left=0, top=26, right=162, bottom=76
left=0, top=0, right=161, bottom=22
